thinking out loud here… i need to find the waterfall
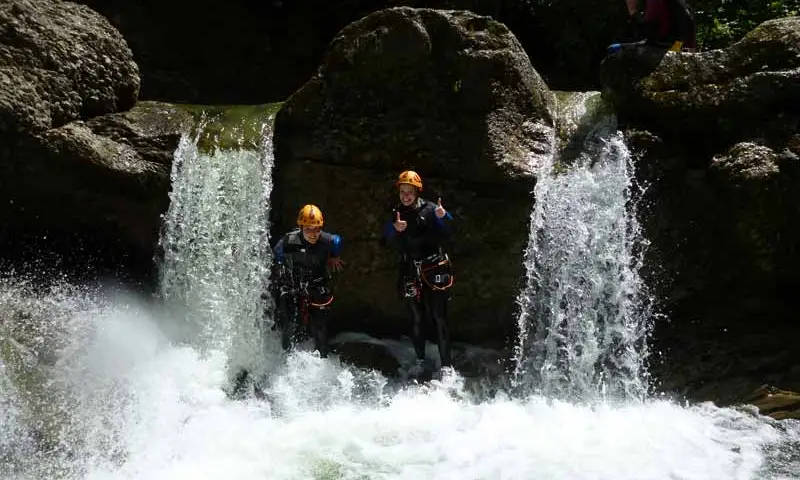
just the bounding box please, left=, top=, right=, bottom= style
left=157, top=110, right=279, bottom=375
left=0, top=102, right=797, bottom=480
left=513, top=92, right=653, bottom=402
left=0, top=363, right=34, bottom=475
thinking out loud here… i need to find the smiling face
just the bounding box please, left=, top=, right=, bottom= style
left=398, top=184, right=418, bottom=207
left=302, top=226, right=321, bottom=244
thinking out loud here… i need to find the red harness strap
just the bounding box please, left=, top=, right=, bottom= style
left=299, top=294, right=334, bottom=325
left=420, top=257, right=455, bottom=291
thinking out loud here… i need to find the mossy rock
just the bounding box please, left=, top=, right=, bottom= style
left=176, top=103, right=283, bottom=153
left=743, top=385, right=800, bottom=420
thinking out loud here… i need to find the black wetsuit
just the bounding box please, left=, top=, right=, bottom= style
left=382, top=198, right=454, bottom=367
left=272, top=228, right=343, bottom=358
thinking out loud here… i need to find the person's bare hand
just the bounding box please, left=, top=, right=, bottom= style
left=328, top=257, right=345, bottom=272
left=393, top=211, right=407, bottom=232
left=435, top=197, right=447, bottom=219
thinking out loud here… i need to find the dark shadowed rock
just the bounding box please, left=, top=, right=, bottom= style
left=0, top=0, right=187, bottom=285
left=0, top=101, right=191, bottom=284
left=330, top=332, right=508, bottom=392
left=608, top=17, right=800, bottom=405
left=332, top=335, right=404, bottom=377
left=273, top=7, right=555, bottom=347
left=71, top=0, right=626, bottom=103
left=631, top=131, right=800, bottom=405
left=708, top=142, right=798, bottom=283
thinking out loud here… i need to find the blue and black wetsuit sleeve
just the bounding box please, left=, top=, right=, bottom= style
left=433, top=207, right=453, bottom=233
left=317, top=232, right=342, bottom=283
left=427, top=202, right=454, bottom=241
left=322, top=232, right=343, bottom=258
left=273, top=236, right=286, bottom=264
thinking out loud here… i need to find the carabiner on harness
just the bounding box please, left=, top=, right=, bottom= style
left=403, top=279, right=420, bottom=299
left=402, top=260, right=424, bottom=300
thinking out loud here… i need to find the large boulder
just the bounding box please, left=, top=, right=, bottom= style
left=272, top=7, right=555, bottom=347
left=0, top=0, right=187, bottom=285
left=0, top=0, right=140, bottom=132
left=600, top=17, right=800, bottom=404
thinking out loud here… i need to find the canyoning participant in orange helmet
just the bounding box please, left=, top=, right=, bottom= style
left=271, top=204, right=344, bottom=358
left=381, top=170, right=454, bottom=374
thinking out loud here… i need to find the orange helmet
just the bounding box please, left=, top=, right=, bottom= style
left=396, top=170, right=423, bottom=191
left=297, top=204, right=324, bottom=227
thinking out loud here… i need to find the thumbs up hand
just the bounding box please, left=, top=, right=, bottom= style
left=435, top=197, right=447, bottom=219
left=393, top=211, right=407, bottom=232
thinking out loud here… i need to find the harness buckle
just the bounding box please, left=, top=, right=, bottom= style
left=413, top=260, right=423, bottom=278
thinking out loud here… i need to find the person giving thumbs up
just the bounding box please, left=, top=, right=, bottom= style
left=393, top=210, right=407, bottom=232
left=434, top=197, right=447, bottom=219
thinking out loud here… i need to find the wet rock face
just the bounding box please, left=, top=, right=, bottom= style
left=0, top=0, right=185, bottom=285
left=272, top=7, right=556, bottom=347
left=629, top=131, right=800, bottom=405
left=601, top=17, right=800, bottom=405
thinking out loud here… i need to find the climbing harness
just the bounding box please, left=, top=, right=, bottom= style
left=402, top=252, right=454, bottom=300
left=296, top=277, right=334, bottom=324
left=420, top=253, right=454, bottom=291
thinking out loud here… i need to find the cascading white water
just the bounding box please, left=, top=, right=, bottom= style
left=513, top=92, right=652, bottom=402
left=0, top=366, right=32, bottom=471
left=1, top=103, right=799, bottom=479
left=156, top=113, right=277, bottom=376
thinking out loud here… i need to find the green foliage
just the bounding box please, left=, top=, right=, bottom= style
left=693, top=0, right=799, bottom=50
